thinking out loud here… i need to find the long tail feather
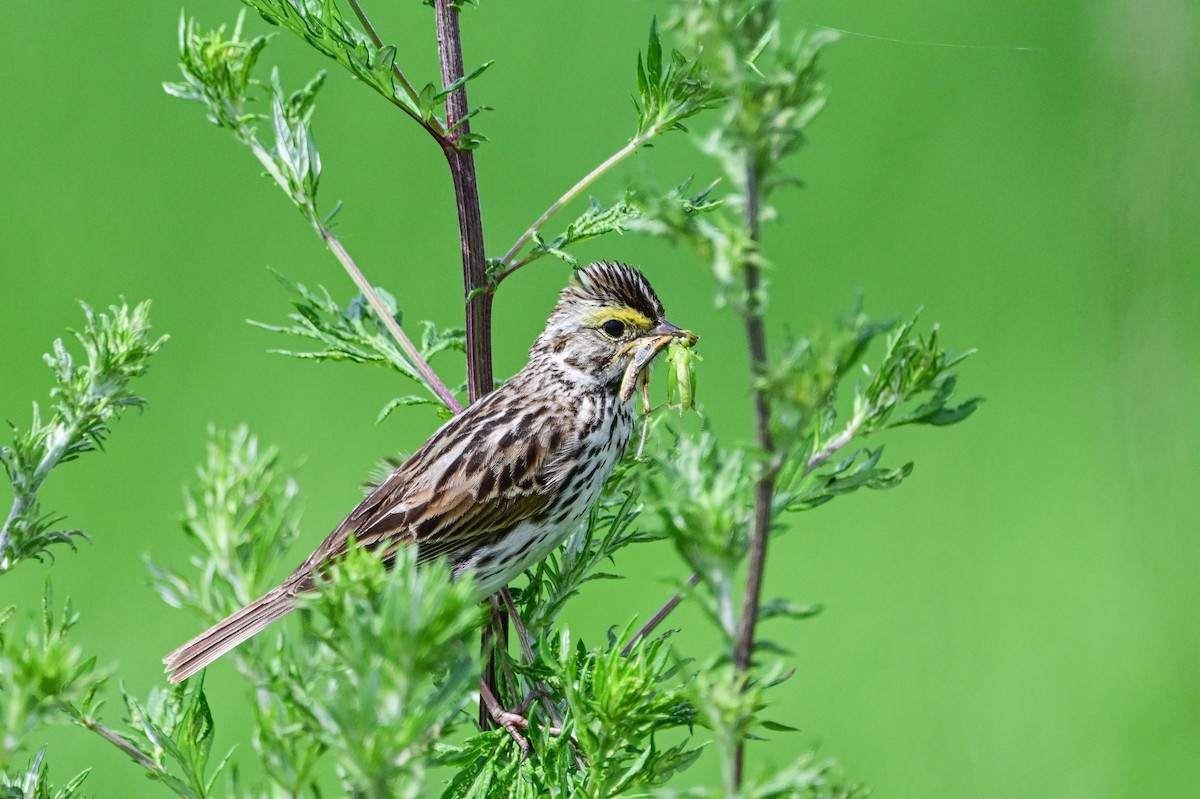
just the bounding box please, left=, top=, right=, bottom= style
left=163, top=586, right=296, bottom=683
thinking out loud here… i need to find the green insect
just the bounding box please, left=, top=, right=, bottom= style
left=664, top=337, right=701, bottom=412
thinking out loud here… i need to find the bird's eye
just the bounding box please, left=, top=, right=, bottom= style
left=601, top=319, right=626, bottom=339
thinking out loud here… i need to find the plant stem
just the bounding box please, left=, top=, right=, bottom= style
left=732, top=157, right=777, bottom=790
left=0, top=424, right=75, bottom=570
left=434, top=0, right=493, bottom=404
left=318, top=226, right=462, bottom=412
left=622, top=572, right=701, bottom=656
left=69, top=710, right=159, bottom=773
left=494, top=130, right=656, bottom=282
left=345, top=0, right=447, bottom=141
left=806, top=412, right=865, bottom=472
left=432, top=0, right=499, bottom=727
left=0, top=500, right=21, bottom=569
left=499, top=588, right=587, bottom=771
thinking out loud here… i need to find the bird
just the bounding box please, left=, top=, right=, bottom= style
left=163, top=261, right=694, bottom=682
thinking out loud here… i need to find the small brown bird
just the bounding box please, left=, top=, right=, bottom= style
left=163, top=261, right=693, bottom=682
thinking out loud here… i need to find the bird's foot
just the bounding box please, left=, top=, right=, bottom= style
left=479, top=680, right=562, bottom=755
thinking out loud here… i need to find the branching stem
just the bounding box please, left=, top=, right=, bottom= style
left=1, top=410, right=81, bottom=569
left=807, top=412, right=866, bottom=472
left=318, top=227, right=462, bottom=412
left=494, top=130, right=657, bottom=282
left=345, top=0, right=447, bottom=141
left=69, top=710, right=159, bottom=773
left=622, top=572, right=701, bottom=656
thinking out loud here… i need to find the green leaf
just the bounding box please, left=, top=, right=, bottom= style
left=760, top=719, right=800, bottom=732
left=0, top=302, right=163, bottom=573
left=377, top=395, right=450, bottom=424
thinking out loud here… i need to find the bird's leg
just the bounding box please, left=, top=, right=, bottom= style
left=478, top=677, right=530, bottom=754
left=498, top=588, right=586, bottom=769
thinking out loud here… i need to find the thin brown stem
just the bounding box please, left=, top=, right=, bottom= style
left=70, top=711, right=159, bottom=773
left=622, top=572, right=701, bottom=656
left=499, top=588, right=587, bottom=771
left=732, top=157, right=777, bottom=789
left=319, top=227, right=462, bottom=413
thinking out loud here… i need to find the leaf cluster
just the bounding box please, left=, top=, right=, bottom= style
left=775, top=312, right=981, bottom=512
left=0, top=301, right=165, bottom=573
left=165, top=15, right=328, bottom=222
left=634, top=18, right=724, bottom=139
left=149, top=425, right=303, bottom=621
left=250, top=275, right=465, bottom=421
left=0, top=590, right=231, bottom=799
left=0, top=749, right=88, bottom=799
left=0, top=590, right=105, bottom=773
left=245, top=0, right=491, bottom=147
left=671, top=0, right=836, bottom=196
left=114, top=679, right=231, bottom=799
left=284, top=547, right=483, bottom=799
left=442, top=627, right=697, bottom=799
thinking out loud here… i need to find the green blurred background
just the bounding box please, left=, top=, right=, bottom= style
left=2, top=1, right=1197, bottom=796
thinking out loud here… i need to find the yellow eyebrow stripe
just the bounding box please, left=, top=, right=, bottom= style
left=582, top=307, right=654, bottom=329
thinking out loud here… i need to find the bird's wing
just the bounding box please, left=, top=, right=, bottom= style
left=291, top=389, right=571, bottom=581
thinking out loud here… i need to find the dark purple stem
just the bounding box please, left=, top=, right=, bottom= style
left=434, top=0, right=493, bottom=403
left=732, top=156, right=776, bottom=789
left=432, top=0, right=501, bottom=728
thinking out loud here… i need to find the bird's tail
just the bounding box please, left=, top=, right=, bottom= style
left=163, top=585, right=297, bottom=683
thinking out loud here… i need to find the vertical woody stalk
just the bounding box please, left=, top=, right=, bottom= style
left=432, top=0, right=504, bottom=728
left=731, top=158, right=778, bottom=788
left=434, top=0, right=493, bottom=401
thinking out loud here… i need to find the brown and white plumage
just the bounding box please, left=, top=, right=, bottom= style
left=163, top=261, right=690, bottom=682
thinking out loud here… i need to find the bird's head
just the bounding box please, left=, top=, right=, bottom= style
left=532, top=261, right=696, bottom=399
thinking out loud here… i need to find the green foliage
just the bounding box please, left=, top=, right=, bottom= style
left=250, top=275, right=465, bottom=420
left=441, top=626, right=697, bottom=799
left=243, top=0, right=490, bottom=146
left=115, top=679, right=233, bottom=799
left=524, top=196, right=643, bottom=269
left=0, top=749, right=88, bottom=799
left=0, top=301, right=164, bottom=573
left=149, top=425, right=303, bottom=621
left=0, top=586, right=231, bottom=796
left=669, top=0, right=836, bottom=196
left=0, top=590, right=105, bottom=773
left=774, top=312, right=980, bottom=512
left=634, top=17, right=724, bottom=139
left=165, top=14, right=328, bottom=223
left=284, top=548, right=483, bottom=799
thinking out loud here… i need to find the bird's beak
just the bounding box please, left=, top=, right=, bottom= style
left=646, top=318, right=698, bottom=345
